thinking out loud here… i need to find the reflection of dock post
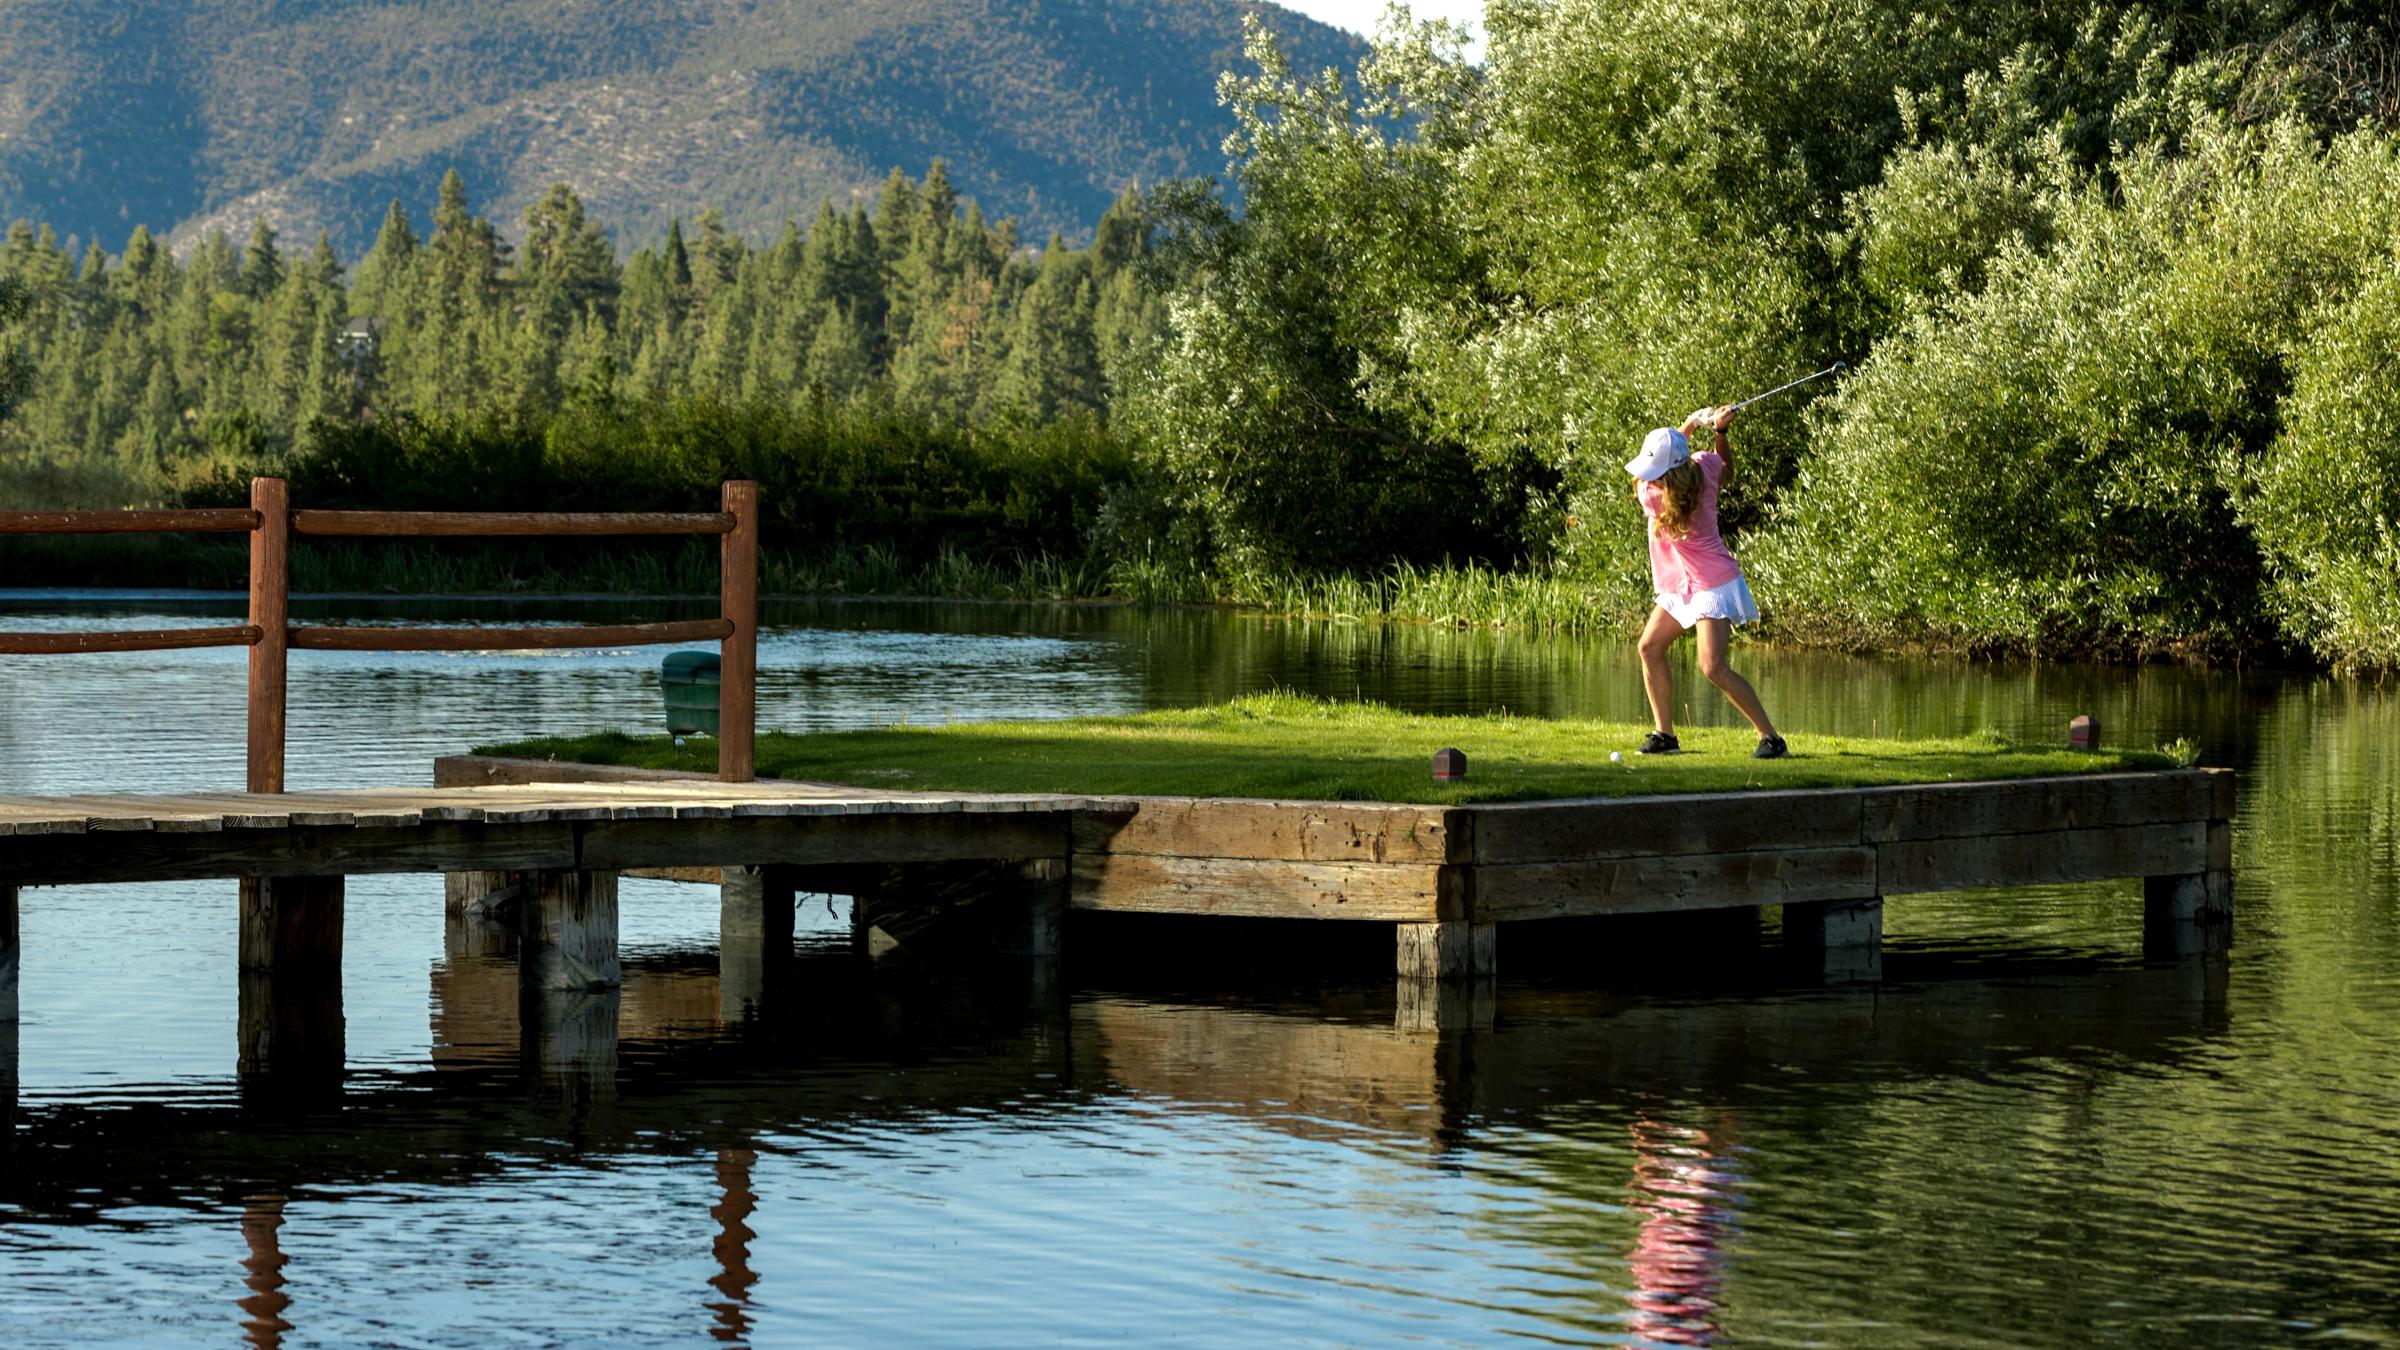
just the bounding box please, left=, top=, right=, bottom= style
left=1396, top=921, right=1495, bottom=1031
left=1012, top=858, right=1067, bottom=1009
left=238, top=1192, right=294, bottom=1348
left=2, top=883, right=17, bottom=1025
left=1009, top=858, right=1068, bottom=958
left=2, top=886, right=15, bottom=1142
left=1784, top=897, right=1883, bottom=983
left=2145, top=824, right=2234, bottom=958
left=521, top=871, right=621, bottom=991
left=237, top=876, right=346, bottom=1077
left=720, top=865, right=796, bottom=1021
left=521, top=987, right=621, bottom=1097
left=707, top=1147, right=760, bottom=1341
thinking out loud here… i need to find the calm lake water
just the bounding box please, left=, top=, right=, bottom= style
left=2, top=592, right=2396, bottom=1346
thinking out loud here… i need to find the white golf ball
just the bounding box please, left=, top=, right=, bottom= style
left=1610, top=751, right=1624, bottom=762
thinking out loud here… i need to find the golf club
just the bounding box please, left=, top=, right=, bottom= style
left=1724, top=361, right=1846, bottom=416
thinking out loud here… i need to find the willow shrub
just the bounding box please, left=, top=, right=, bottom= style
left=1750, top=121, right=2400, bottom=660
left=2243, top=262, right=2400, bottom=667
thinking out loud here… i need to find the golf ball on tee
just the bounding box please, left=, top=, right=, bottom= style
left=1610, top=751, right=1624, bottom=762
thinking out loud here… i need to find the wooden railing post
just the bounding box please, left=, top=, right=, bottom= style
left=719, top=480, right=759, bottom=783
left=247, top=477, right=289, bottom=794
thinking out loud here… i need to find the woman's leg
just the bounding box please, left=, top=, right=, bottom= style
left=1694, top=618, right=1777, bottom=737
left=1638, top=607, right=1683, bottom=733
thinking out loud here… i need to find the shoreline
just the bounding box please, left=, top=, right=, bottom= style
left=0, top=585, right=2320, bottom=672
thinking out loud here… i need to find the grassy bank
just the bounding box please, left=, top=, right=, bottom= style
left=478, top=693, right=2175, bottom=804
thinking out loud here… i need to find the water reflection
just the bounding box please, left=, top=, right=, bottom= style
left=1624, top=1113, right=1739, bottom=1346
left=236, top=1194, right=292, bottom=1349
left=3, top=594, right=2397, bottom=1344
left=708, top=1149, right=760, bottom=1344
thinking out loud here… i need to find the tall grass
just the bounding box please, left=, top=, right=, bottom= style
left=1220, top=560, right=1633, bottom=634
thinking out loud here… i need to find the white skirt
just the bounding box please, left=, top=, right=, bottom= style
left=1657, top=576, right=1760, bottom=629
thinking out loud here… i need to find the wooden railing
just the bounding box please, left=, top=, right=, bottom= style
left=0, top=478, right=760, bottom=787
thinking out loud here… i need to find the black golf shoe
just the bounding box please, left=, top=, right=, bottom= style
left=1637, top=731, right=1681, bottom=755
left=1752, top=734, right=1788, bottom=759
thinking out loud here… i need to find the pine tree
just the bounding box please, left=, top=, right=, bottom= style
left=518, top=183, right=618, bottom=316
left=350, top=200, right=418, bottom=319
left=0, top=276, right=39, bottom=431
left=241, top=217, right=285, bottom=300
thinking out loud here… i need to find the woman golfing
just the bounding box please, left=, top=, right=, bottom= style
left=1623, top=404, right=1785, bottom=759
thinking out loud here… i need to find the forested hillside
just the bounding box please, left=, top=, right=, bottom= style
left=0, top=164, right=1155, bottom=581
left=0, top=0, right=1360, bottom=256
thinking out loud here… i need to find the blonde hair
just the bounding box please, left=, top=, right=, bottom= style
left=1652, top=459, right=1703, bottom=539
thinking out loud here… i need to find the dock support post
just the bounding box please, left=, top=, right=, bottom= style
left=445, top=870, right=514, bottom=921
left=1396, top=922, right=1495, bottom=1032
left=2144, top=872, right=2233, bottom=959
left=2146, top=819, right=2233, bottom=958
left=1008, top=858, right=1067, bottom=959
left=520, top=871, right=621, bottom=991
left=719, top=865, right=796, bottom=1021
left=1396, top=921, right=1493, bottom=981
left=237, top=876, right=346, bottom=1076
left=1784, top=898, right=1883, bottom=983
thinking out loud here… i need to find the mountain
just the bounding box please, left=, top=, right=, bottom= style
left=0, top=0, right=1362, bottom=256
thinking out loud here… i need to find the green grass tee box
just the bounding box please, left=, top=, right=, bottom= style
left=477, top=692, right=2175, bottom=804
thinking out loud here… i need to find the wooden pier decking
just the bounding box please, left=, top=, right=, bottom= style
left=0, top=761, right=2235, bottom=1085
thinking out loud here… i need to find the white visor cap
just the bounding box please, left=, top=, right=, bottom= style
left=1624, top=426, right=1690, bottom=481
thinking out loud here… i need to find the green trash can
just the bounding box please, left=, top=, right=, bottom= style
left=661, top=650, right=721, bottom=736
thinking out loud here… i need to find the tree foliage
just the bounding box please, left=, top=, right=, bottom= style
left=0, top=168, right=1162, bottom=522
left=1134, top=0, right=2400, bottom=663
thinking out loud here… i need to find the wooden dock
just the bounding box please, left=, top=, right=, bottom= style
left=0, top=758, right=2234, bottom=1086
left=0, top=486, right=2235, bottom=1090
left=445, top=754, right=2235, bottom=985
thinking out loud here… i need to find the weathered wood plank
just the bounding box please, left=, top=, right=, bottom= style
left=1073, top=798, right=1463, bottom=864
left=1877, top=821, right=2209, bottom=895
left=0, top=822, right=578, bottom=886
left=1470, top=790, right=1865, bottom=864
left=1474, top=847, right=1880, bottom=921
left=1069, top=854, right=1450, bottom=921
left=1861, top=770, right=2223, bottom=843
left=580, top=812, right=1070, bottom=871
left=434, top=755, right=731, bottom=788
